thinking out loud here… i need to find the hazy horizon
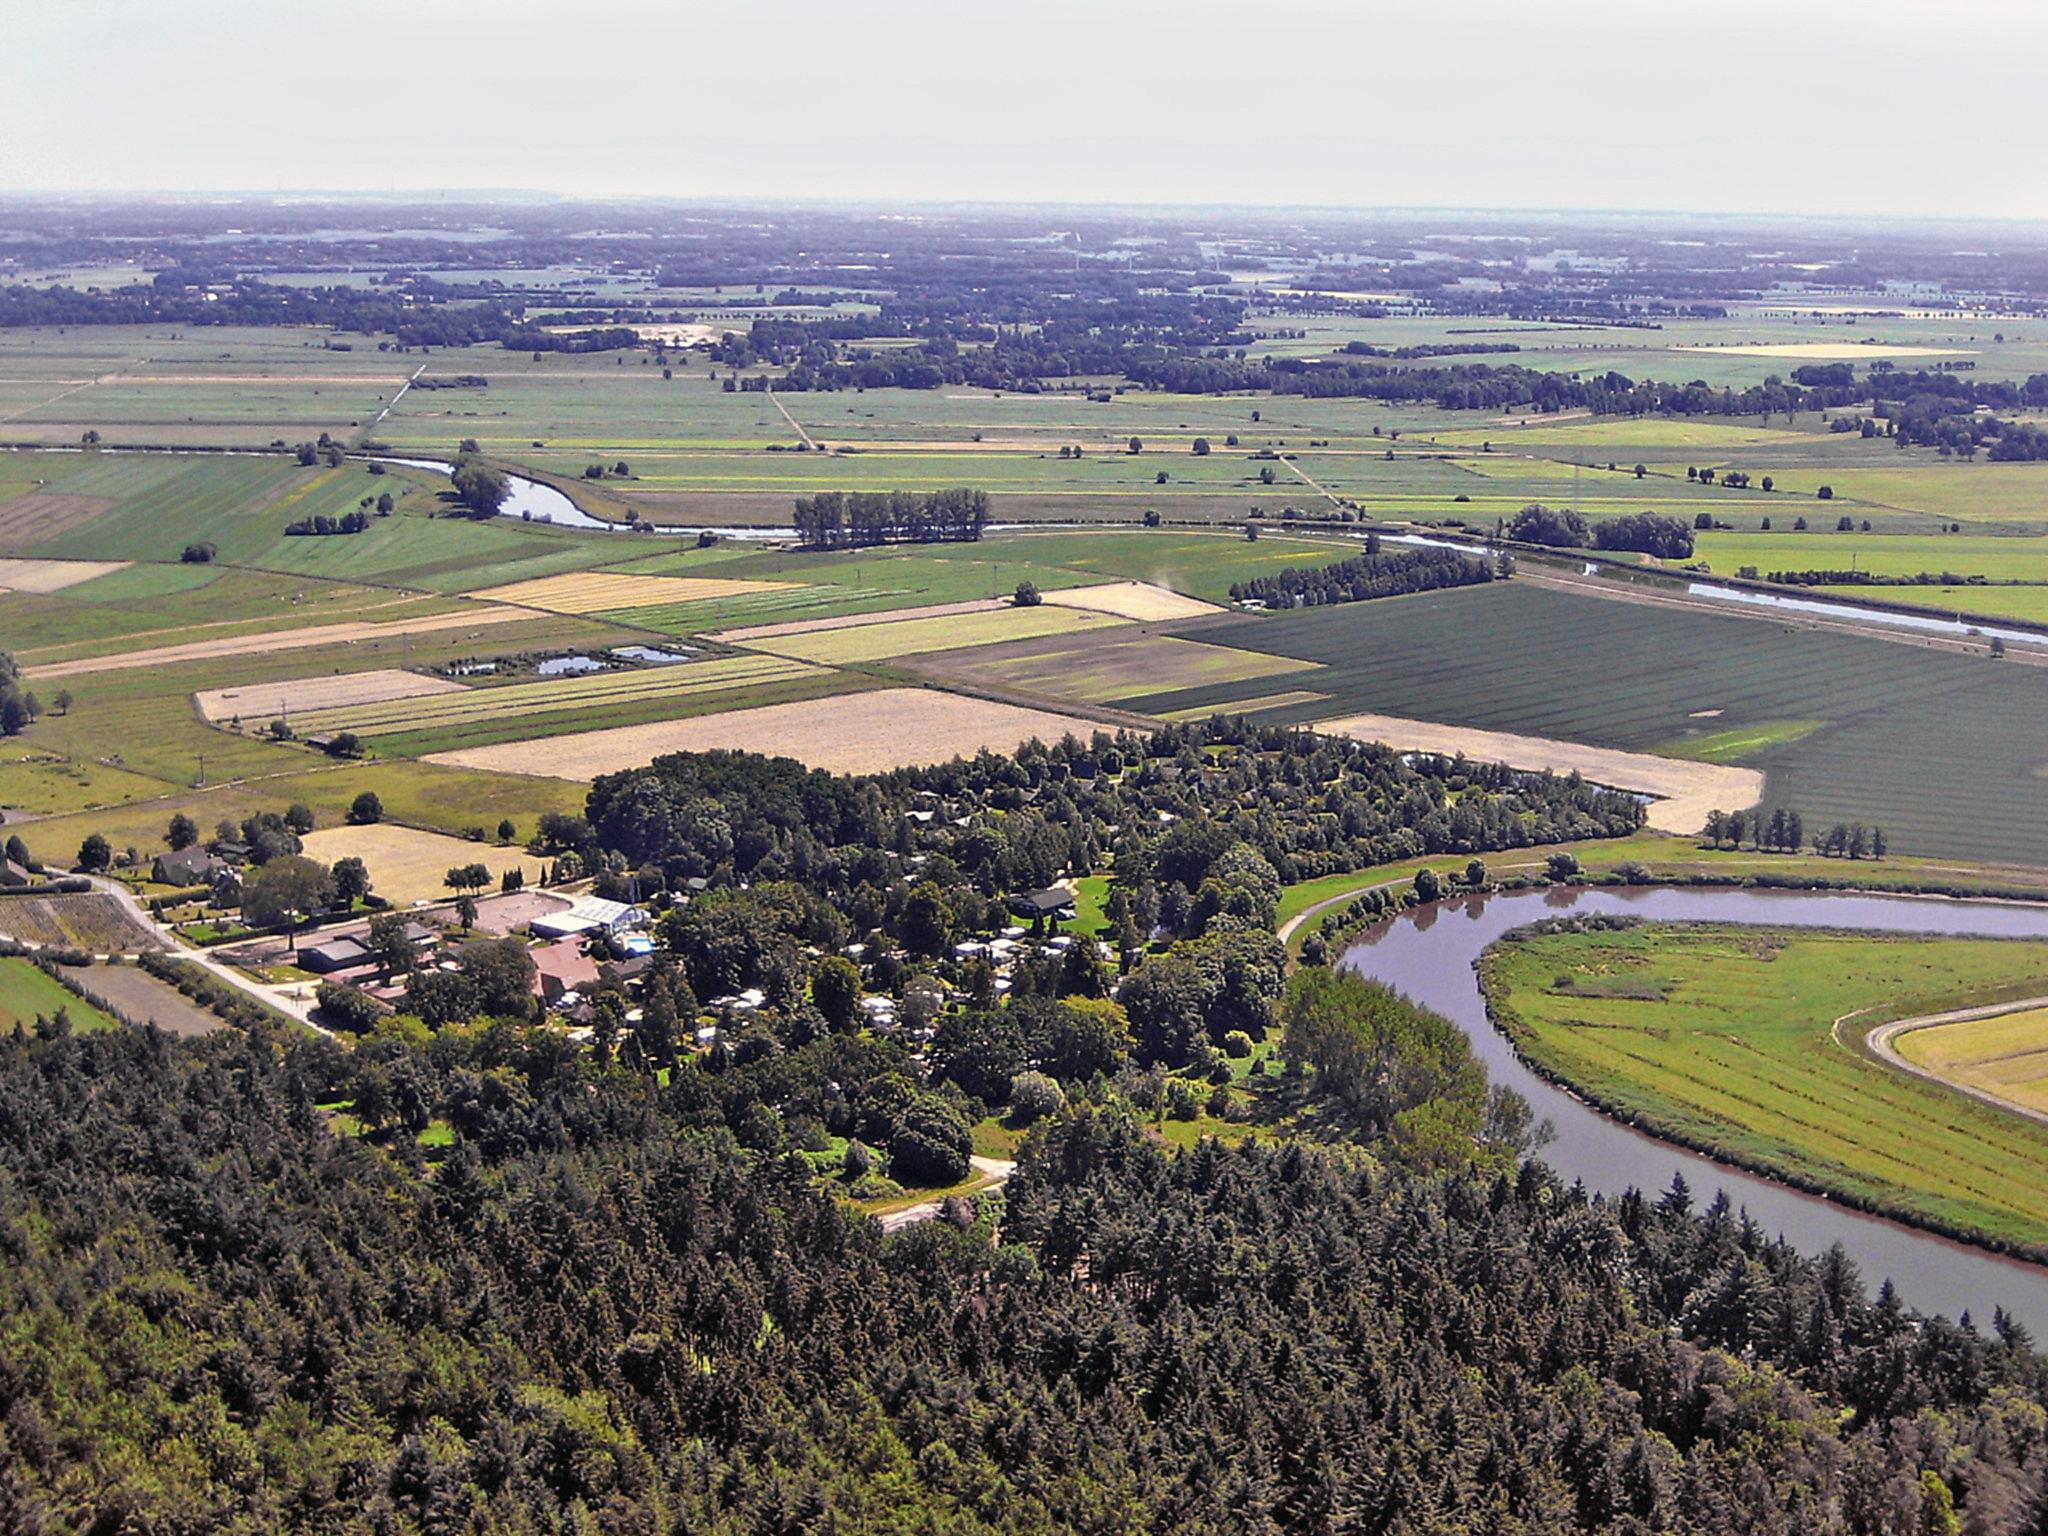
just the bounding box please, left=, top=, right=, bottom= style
left=7, top=0, right=2046, bottom=221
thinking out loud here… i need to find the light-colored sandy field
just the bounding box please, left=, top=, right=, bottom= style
left=0, top=557, right=129, bottom=593
left=747, top=605, right=1122, bottom=665
left=469, top=572, right=801, bottom=614
left=1312, top=712, right=1763, bottom=834
left=23, top=606, right=532, bottom=679
left=1673, top=343, right=1974, bottom=360
left=1160, top=689, right=1330, bottom=722
left=426, top=687, right=1108, bottom=780
left=711, top=597, right=1006, bottom=642
left=194, top=668, right=466, bottom=723
left=1039, top=581, right=1222, bottom=622
left=300, top=824, right=547, bottom=907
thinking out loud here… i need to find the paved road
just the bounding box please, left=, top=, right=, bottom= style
left=878, top=1156, right=1016, bottom=1231
left=82, top=875, right=327, bottom=1030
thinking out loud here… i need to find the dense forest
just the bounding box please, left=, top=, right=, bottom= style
left=1226, top=543, right=1497, bottom=607
left=4, top=1015, right=2047, bottom=1532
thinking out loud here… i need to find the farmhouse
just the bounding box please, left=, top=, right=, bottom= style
left=153, top=847, right=227, bottom=887
left=0, top=858, right=33, bottom=889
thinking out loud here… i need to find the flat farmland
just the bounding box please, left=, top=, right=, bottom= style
left=1162, top=580, right=2048, bottom=865
left=11, top=760, right=588, bottom=872
left=195, top=667, right=465, bottom=723
left=58, top=963, right=222, bottom=1037
left=288, top=653, right=839, bottom=754
left=21, top=603, right=535, bottom=679
left=300, top=824, right=545, bottom=906
left=0, top=958, right=120, bottom=1034
left=1482, top=924, right=2048, bottom=1251
left=469, top=570, right=803, bottom=614
left=1683, top=530, right=2048, bottom=583
left=428, top=686, right=1112, bottom=780
left=932, top=632, right=1317, bottom=706
left=743, top=603, right=1125, bottom=664
left=0, top=326, right=412, bottom=447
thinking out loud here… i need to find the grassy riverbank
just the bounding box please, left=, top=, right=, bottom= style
left=1478, top=921, right=2048, bottom=1255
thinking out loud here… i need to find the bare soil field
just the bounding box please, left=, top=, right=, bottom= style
left=934, top=633, right=1316, bottom=706
left=1039, top=581, right=1223, bottom=622
left=299, top=824, right=547, bottom=907
left=0, top=892, right=164, bottom=952
left=0, top=557, right=129, bottom=593
left=58, top=961, right=222, bottom=1037
left=1313, top=711, right=1763, bottom=835
left=427, top=687, right=1108, bottom=780
left=470, top=572, right=802, bottom=614
left=24, top=605, right=531, bottom=679
left=712, top=597, right=1005, bottom=642
left=0, top=493, right=115, bottom=549
left=194, top=668, right=467, bottom=723
left=747, top=605, right=1121, bottom=665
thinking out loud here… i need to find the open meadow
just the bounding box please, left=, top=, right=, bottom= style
left=1481, top=922, right=2048, bottom=1251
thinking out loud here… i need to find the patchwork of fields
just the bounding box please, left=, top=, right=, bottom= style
left=427, top=687, right=1111, bottom=780
left=1161, top=581, right=2048, bottom=866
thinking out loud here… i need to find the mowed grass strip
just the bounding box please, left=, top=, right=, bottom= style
left=745, top=604, right=1124, bottom=664
left=468, top=571, right=803, bottom=614
left=1482, top=924, right=2048, bottom=1250
left=0, top=957, right=120, bottom=1035
left=290, top=655, right=824, bottom=737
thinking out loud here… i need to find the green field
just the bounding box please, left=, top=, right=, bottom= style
left=1481, top=923, right=2048, bottom=1251
left=0, top=956, right=119, bottom=1035
left=1160, top=580, right=2048, bottom=867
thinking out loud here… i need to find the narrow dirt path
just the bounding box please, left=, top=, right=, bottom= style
left=766, top=389, right=818, bottom=451
left=1851, top=996, right=2048, bottom=1127
left=877, top=1156, right=1016, bottom=1231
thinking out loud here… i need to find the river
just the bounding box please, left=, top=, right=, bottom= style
left=1337, top=884, right=2048, bottom=1330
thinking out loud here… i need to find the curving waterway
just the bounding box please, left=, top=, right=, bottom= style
left=1337, top=884, right=2048, bottom=1330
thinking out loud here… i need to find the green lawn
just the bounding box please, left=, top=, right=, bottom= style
left=1481, top=923, right=2048, bottom=1252
left=0, top=957, right=120, bottom=1034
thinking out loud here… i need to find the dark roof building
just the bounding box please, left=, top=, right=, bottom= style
left=300, top=935, right=372, bottom=973
left=1009, top=887, right=1076, bottom=920
left=153, top=847, right=226, bottom=887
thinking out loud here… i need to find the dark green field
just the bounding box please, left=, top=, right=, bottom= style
left=1141, top=581, right=2048, bottom=866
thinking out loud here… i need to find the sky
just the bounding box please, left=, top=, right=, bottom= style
left=4, top=0, right=2045, bottom=219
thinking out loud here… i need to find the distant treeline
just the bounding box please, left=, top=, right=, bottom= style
left=1767, top=569, right=1992, bottom=588
left=791, top=488, right=990, bottom=548
left=1228, top=544, right=1495, bottom=607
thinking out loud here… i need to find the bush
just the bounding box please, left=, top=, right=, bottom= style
left=843, top=1138, right=878, bottom=1179
left=315, top=980, right=384, bottom=1034
left=1164, top=1078, right=1208, bottom=1121
left=347, top=791, right=384, bottom=825
left=1222, top=1029, right=1254, bottom=1059
left=1008, top=1071, right=1067, bottom=1123
left=889, top=1096, right=972, bottom=1186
